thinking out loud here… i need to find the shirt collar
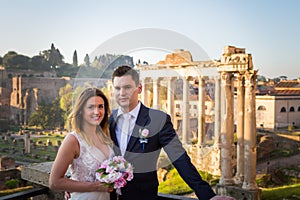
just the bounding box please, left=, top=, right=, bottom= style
left=117, top=101, right=141, bottom=118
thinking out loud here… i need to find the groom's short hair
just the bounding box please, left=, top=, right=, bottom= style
left=112, top=65, right=140, bottom=86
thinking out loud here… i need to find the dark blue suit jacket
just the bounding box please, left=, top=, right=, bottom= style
left=109, top=103, right=216, bottom=200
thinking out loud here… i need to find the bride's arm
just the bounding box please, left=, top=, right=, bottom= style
left=49, top=134, right=110, bottom=193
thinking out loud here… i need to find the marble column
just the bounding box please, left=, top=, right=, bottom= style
left=197, top=76, right=205, bottom=147
left=243, top=70, right=258, bottom=190
left=152, top=78, right=159, bottom=109
left=182, top=77, right=190, bottom=145
left=219, top=72, right=234, bottom=185
left=235, top=73, right=245, bottom=184
left=167, top=77, right=175, bottom=122
left=214, top=76, right=221, bottom=144
left=141, top=78, right=147, bottom=106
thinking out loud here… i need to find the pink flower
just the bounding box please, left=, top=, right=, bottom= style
left=139, top=128, right=149, bottom=150
left=139, top=128, right=149, bottom=138
left=95, top=156, right=134, bottom=194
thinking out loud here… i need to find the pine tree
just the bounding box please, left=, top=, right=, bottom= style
left=84, top=54, right=90, bottom=67
left=73, top=50, right=78, bottom=67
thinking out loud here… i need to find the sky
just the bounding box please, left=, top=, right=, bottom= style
left=1, top=0, right=299, bottom=79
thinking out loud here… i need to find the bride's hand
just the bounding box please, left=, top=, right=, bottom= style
left=96, top=182, right=113, bottom=192
left=64, top=191, right=71, bottom=200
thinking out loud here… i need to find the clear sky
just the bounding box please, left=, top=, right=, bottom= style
left=1, top=0, right=299, bottom=79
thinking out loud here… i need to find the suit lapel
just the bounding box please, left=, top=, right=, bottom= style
left=126, top=104, right=150, bottom=154
left=110, top=110, right=121, bottom=155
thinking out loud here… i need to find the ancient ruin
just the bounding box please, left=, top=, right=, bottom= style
left=1, top=46, right=262, bottom=199
left=134, top=46, right=260, bottom=198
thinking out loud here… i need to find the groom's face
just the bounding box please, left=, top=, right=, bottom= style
left=113, top=74, right=142, bottom=112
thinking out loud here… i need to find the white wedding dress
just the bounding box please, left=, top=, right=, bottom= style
left=68, top=132, right=114, bottom=200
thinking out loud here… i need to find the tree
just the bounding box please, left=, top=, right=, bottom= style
left=257, top=75, right=266, bottom=82
left=84, top=54, right=90, bottom=67
left=92, top=56, right=99, bottom=68
left=73, top=50, right=78, bottom=67
left=59, top=84, right=73, bottom=112
left=59, top=85, right=84, bottom=123
left=2, top=51, right=30, bottom=69
left=28, top=99, right=64, bottom=129
left=40, top=43, right=64, bottom=68
left=30, top=55, right=50, bottom=70
left=2, top=51, right=18, bottom=67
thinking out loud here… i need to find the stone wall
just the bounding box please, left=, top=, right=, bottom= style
left=0, top=156, right=15, bottom=170
left=8, top=76, right=110, bottom=125
left=0, top=168, right=21, bottom=190
left=187, top=145, right=223, bottom=176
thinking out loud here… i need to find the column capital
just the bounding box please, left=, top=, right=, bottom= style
left=244, top=70, right=258, bottom=87
left=236, top=73, right=245, bottom=87
left=220, top=71, right=234, bottom=83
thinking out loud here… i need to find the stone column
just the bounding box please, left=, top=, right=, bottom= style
left=24, top=131, right=31, bottom=154
left=197, top=76, right=205, bottom=147
left=243, top=70, right=258, bottom=190
left=152, top=78, right=159, bottom=109
left=219, top=72, right=234, bottom=185
left=167, top=77, right=175, bottom=121
left=214, top=76, right=221, bottom=144
left=141, top=78, right=149, bottom=107
left=141, top=78, right=146, bottom=105
left=182, top=77, right=190, bottom=145
left=235, top=73, right=245, bottom=184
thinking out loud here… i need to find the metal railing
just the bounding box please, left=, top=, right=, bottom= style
left=0, top=188, right=197, bottom=200
left=0, top=187, right=49, bottom=200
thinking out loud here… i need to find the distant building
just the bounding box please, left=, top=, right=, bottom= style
left=255, top=79, right=300, bottom=129
left=0, top=66, right=10, bottom=120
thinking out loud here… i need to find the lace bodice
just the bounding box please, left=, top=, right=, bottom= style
left=68, top=132, right=114, bottom=200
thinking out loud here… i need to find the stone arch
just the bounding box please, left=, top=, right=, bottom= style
left=280, top=107, right=286, bottom=112
left=257, top=105, right=266, bottom=110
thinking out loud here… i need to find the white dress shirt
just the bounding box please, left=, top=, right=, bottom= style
left=116, top=102, right=141, bottom=145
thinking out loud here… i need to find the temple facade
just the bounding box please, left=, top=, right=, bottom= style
left=133, top=46, right=260, bottom=197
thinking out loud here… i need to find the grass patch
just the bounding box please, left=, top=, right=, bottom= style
left=0, top=132, right=65, bottom=163
left=158, top=168, right=192, bottom=195
left=261, top=183, right=300, bottom=200
left=159, top=168, right=300, bottom=199
left=158, top=167, right=219, bottom=195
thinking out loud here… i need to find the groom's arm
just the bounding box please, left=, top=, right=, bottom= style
left=159, top=114, right=216, bottom=200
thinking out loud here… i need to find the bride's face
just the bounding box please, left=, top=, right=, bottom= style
left=82, top=96, right=105, bottom=127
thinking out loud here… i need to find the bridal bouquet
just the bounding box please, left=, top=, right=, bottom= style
left=95, top=156, right=134, bottom=194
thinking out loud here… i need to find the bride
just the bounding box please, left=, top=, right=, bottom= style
left=49, top=87, right=114, bottom=200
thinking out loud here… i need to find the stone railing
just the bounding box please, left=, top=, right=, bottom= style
left=20, top=162, right=198, bottom=200
left=20, top=161, right=263, bottom=200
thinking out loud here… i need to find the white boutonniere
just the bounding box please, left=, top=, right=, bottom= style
left=139, top=128, right=149, bottom=150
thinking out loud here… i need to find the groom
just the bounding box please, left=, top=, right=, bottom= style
left=109, top=65, right=234, bottom=200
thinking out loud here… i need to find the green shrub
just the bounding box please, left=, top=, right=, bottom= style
left=5, top=179, right=20, bottom=189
